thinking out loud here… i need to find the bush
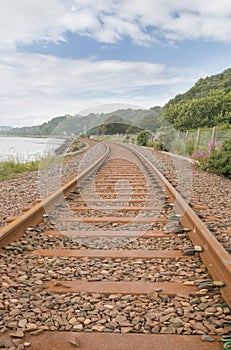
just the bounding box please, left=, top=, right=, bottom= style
left=205, top=139, right=231, bottom=179
left=185, top=141, right=195, bottom=155
left=170, top=139, right=186, bottom=155
left=136, top=130, right=150, bottom=146
left=192, top=139, right=231, bottom=179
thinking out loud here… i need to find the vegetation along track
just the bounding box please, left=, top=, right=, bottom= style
left=0, top=141, right=230, bottom=350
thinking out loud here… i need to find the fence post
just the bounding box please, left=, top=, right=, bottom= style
left=211, top=126, right=216, bottom=142
left=185, top=130, right=189, bottom=143
left=195, top=128, right=201, bottom=151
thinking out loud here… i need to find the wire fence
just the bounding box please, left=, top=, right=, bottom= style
left=179, top=126, right=231, bottom=152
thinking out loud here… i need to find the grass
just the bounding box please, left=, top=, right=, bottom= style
left=0, top=154, right=64, bottom=181
left=0, top=158, right=40, bottom=180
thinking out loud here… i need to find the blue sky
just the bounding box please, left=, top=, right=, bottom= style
left=0, top=0, right=230, bottom=126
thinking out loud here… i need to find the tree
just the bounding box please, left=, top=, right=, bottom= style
left=162, top=68, right=231, bottom=130
left=136, top=130, right=150, bottom=146
left=139, top=114, right=161, bottom=132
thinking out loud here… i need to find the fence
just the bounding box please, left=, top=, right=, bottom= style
left=179, top=126, right=231, bottom=152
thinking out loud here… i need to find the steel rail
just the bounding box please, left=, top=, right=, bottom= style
left=129, top=144, right=231, bottom=307
left=0, top=141, right=228, bottom=350
left=1, top=140, right=230, bottom=307
left=0, top=144, right=109, bottom=249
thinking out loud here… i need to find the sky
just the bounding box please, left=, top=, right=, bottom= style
left=0, top=0, right=230, bottom=127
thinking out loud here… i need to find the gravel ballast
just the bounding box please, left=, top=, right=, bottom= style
left=0, top=142, right=230, bottom=349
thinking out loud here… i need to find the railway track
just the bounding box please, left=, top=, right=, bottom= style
left=0, top=141, right=231, bottom=350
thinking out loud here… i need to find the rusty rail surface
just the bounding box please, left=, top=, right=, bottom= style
left=0, top=143, right=109, bottom=249
left=129, top=144, right=231, bottom=308
left=0, top=141, right=230, bottom=350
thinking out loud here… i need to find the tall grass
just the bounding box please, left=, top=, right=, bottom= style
left=0, top=159, right=40, bottom=180
left=0, top=154, right=63, bottom=181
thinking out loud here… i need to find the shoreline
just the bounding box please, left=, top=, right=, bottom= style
left=0, top=139, right=95, bottom=225
left=1, top=145, right=230, bottom=230
left=0, top=135, right=66, bottom=163
left=0, top=134, right=67, bottom=139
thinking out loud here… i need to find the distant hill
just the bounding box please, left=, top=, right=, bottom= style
left=1, top=69, right=231, bottom=137
left=0, top=126, right=12, bottom=131
left=1, top=108, right=162, bottom=137
left=162, top=68, right=231, bottom=130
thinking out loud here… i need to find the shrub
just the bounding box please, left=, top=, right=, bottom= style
left=136, top=130, right=150, bottom=146
left=192, top=151, right=209, bottom=168
left=185, top=141, right=195, bottom=155
left=192, top=139, right=231, bottom=179
left=205, top=139, right=231, bottom=179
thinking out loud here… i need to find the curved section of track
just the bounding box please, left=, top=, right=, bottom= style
left=128, top=144, right=231, bottom=308
left=0, top=141, right=230, bottom=350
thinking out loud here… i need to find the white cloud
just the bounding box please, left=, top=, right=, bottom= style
left=0, top=0, right=66, bottom=49
left=62, top=9, right=100, bottom=33
left=0, top=1, right=229, bottom=126
left=0, top=52, right=204, bottom=126
left=0, top=0, right=230, bottom=49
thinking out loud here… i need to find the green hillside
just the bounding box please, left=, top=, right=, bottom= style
left=0, top=108, right=162, bottom=137
left=162, top=68, right=231, bottom=130
left=2, top=68, right=230, bottom=136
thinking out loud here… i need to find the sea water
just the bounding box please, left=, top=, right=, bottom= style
left=0, top=136, right=64, bottom=162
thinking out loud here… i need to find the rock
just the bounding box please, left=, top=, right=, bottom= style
left=170, top=317, right=183, bottom=327
left=34, top=280, right=43, bottom=285
left=2, top=282, right=10, bottom=288
left=17, top=345, right=25, bottom=350
left=204, top=307, right=216, bottom=315
left=37, top=259, right=44, bottom=265
left=92, top=325, right=105, bottom=332
left=152, top=325, right=160, bottom=333
left=30, top=328, right=44, bottom=336
left=18, top=319, right=27, bottom=328
left=12, top=339, right=23, bottom=347
left=160, top=315, right=171, bottom=323
left=0, top=327, right=8, bottom=334
left=25, top=323, right=38, bottom=332
left=9, top=299, right=19, bottom=304
left=114, top=315, right=127, bottom=325
left=109, top=320, right=118, bottom=329
left=18, top=275, right=28, bottom=281
left=8, top=322, right=18, bottom=328
left=10, top=330, right=24, bottom=338
left=33, top=308, right=41, bottom=314
left=109, top=295, right=120, bottom=300
left=69, top=317, right=78, bottom=325
left=201, top=335, right=215, bottom=342
left=73, top=324, right=83, bottom=331
left=10, top=310, right=21, bottom=317
left=198, top=303, right=208, bottom=311
left=147, top=292, right=158, bottom=300
left=83, top=319, right=91, bottom=325
left=2, top=339, right=14, bottom=349
left=69, top=336, right=80, bottom=347
left=121, top=327, right=133, bottom=333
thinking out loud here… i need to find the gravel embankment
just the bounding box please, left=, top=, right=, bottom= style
left=0, top=237, right=230, bottom=339
left=147, top=149, right=231, bottom=254
left=0, top=155, right=82, bottom=227
left=0, top=143, right=231, bottom=349
left=1, top=144, right=230, bottom=248
left=0, top=140, right=101, bottom=228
